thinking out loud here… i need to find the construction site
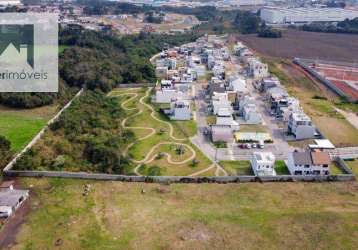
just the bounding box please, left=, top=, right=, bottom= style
left=294, top=58, right=358, bottom=102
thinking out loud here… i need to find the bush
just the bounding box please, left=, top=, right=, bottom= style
left=258, top=28, right=282, bottom=38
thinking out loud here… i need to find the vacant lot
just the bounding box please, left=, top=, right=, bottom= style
left=3, top=178, right=358, bottom=250
left=0, top=105, right=57, bottom=152
left=238, top=30, right=358, bottom=62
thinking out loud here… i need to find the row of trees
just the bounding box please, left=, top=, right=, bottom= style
left=301, top=18, right=358, bottom=34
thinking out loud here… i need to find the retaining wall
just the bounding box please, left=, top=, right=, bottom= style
left=3, top=170, right=355, bottom=183
left=116, top=83, right=156, bottom=88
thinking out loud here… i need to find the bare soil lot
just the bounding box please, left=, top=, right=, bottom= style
left=238, top=30, right=358, bottom=62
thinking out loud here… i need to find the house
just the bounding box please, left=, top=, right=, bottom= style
left=228, top=77, right=248, bottom=93
left=251, top=152, right=276, bottom=176
left=308, top=139, right=335, bottom=151
left=248, top=58, right=269, bottom=79
left=0, top=182, right=29, bottom=218
left=166, top=98, right=191, bottom=120
left=0, top=181, right=14, bottom=191
left=155, top=66, right=168, bottom=79
left=216, top=108, right=240, bottom=131
left=211, top=125, right=233, bottom=142
left=238, top=95, right=256, bottom=114
left=288, top=111, right=316, bottom=140
left=243, top=104, right=262, bottom=124
left=287, top=150, right=331, bottom=175
left=212, top=92, right=233, bottom=115
left=259, top=77, right=280, bottom=92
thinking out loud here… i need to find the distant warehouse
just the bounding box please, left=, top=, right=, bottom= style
left=260, top=7, right=358, bottom=24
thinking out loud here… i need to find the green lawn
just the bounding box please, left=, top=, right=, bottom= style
left=0, top=105, right=57, bottom=151
left=345, top=159, right=358, bottom=175
left=8, top=178, right=358, bottom=250
left=219, top=160, right=254, bottom=176
left=274, top=160, right=290, bottom=175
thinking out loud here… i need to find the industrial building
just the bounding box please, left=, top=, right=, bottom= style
left=260, top=7, right=358, bottom=24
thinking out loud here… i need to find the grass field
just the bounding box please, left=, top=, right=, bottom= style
left=264, top=59, right=358, bottom=147
left=238, top=29, right=358, bottom=62
left=110, top=88, right=212, bottom=176
left=345, top=160, right=358, bottom=175
left=7, top=178, right=358, bottom=250
left=219, top=161, right=253, bottom=176
left=0, top=105, right=57, bottom=152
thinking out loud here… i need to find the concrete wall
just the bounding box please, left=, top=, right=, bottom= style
left=116, top=83, right=156, bottom=88
left=293, top=58, right=353, bottom=102
left=3, top=170, right=355, bottom=183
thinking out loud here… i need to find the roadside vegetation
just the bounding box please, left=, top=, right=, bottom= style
left=9, top=178, right=358, bottom=249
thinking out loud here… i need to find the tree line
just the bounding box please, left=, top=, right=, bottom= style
left=300, top=18, right=358, bottom=34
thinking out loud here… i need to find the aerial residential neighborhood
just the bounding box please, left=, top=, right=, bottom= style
left=0, top=0, right=358, bottom=249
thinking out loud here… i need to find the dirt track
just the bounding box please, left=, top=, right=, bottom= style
left=238, top=30, right=358, bottom=62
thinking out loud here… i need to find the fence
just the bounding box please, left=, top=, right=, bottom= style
left=293, top=58, right=353, bottom=102
left=3, top=169, right=355, bottom=183
left=116, top=83, right=156, bottom=88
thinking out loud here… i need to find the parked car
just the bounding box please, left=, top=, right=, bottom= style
left=245, top=143, right=251, bottom=149
left=258, top=140, right=264, bottom=149
left=252, top=143, right=257, bottom=148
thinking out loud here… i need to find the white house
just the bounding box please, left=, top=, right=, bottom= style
left=216, top=108, right=240, bottom=131
left=228, top=77, right=248, bottom=93
left=288, top=111, right=316, bottom=140
left=168, top=99, right=191, bottom=120
left=287, top=150, right=331, bottom=176
left=251, top=152, right=276, bottom=176
left=248, top=58, right=269, bottom=79
left=0, top=181, right=29, bottom=218
left=212, top=92, right=233, bottom=115
left=243, top=104, right=262, bottom=124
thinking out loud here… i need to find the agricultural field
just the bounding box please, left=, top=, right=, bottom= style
left=264, top=58, right=358, bottom=147
left=109, top=87, right=215, bottom=176
left=238, top=29, right=358, bottom=62
left=0, top=105, right=58, bottom=152
left=2, top=178, right=358, bottom=249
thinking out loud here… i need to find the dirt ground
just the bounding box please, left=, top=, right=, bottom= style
left=238, top=30, right=358, bottom=62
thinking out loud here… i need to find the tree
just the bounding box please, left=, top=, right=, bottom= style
left=234, top=11, right=261, bottom=34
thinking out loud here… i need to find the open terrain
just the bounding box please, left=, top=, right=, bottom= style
left=0, top=105, right=58, bottom=152
left=109, top=87, right=214, bottom=176
left=238, top=29, right=358, bottom=62
left=2, top=178, right=358, bottom=250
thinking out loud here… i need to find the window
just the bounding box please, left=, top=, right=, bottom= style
left=323, top=164, right=328, bottom=168
left=294, top=170, right=302, bottom=175
left=304, top=165, right=310, bottom=168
